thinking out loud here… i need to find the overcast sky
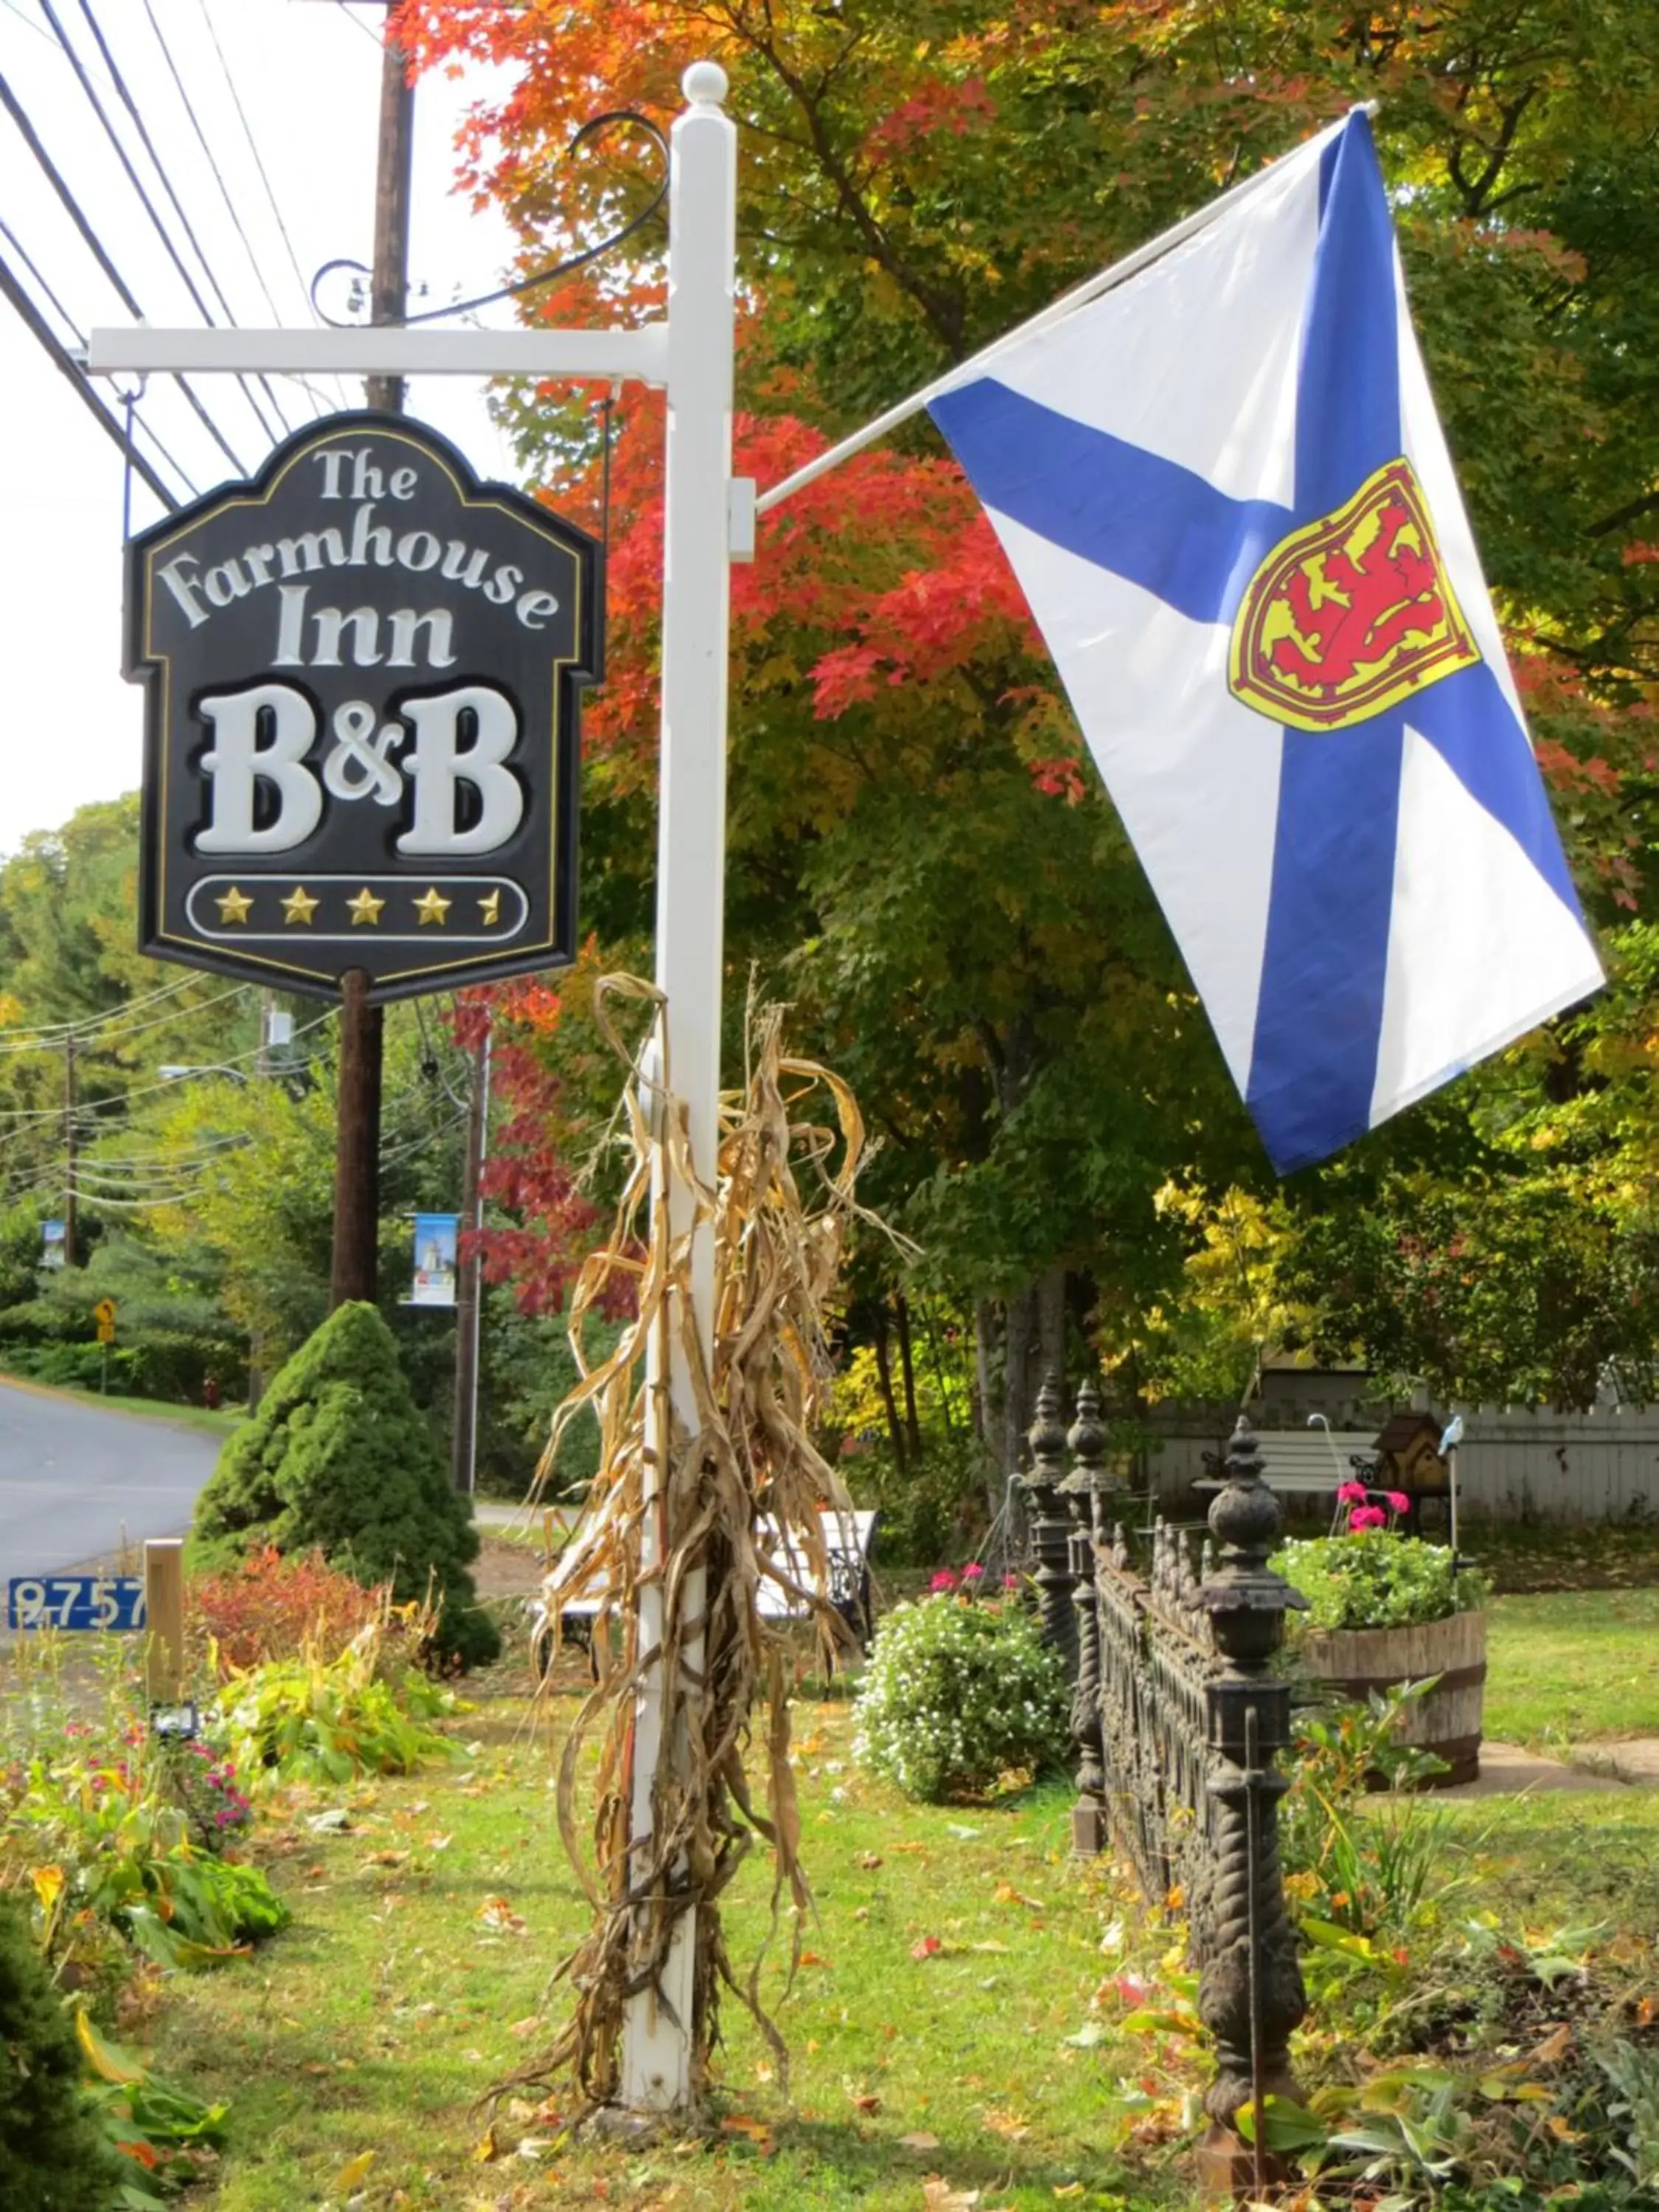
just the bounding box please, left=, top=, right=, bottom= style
left=0, top=0, right=524, bottom=855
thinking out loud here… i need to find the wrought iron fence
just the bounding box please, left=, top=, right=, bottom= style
left=1026, top=1381, right=1310, bottom=2189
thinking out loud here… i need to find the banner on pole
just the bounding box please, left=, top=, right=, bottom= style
left=126, top=413, right=604, bottom=1004
left=410, top=1213, right=459, bottom=1307
left=41, top=1220, right=65, bottom=1270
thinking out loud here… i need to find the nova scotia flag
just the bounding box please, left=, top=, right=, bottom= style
left=931, top=114, right=1602, bottom=1174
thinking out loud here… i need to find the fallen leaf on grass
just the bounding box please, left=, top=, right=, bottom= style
left=911, top=1935, right=942, bottom=1961
left=1052, top=2185, right=1086, bottom=2200
left=471, top=2124, right=499, bottom=2163
left=507, top=2016, right=540, bottom=2040
left=923, top=2180, right=980, bottom=2210
left=945, top=1825, right=982, bottom=1841
left=799, top=1951, right=831, bottom=1968
left=476, top=1898, right=527, bottom=1935
left=893, top=1841, right=930, bottom=1857
left=718, top=2115, right=774, bottom=2155
left=982, top=2109, right=1031, bottom=2140
left=897, top=2131, right=941, bottom=2151
left=335, top=2150, right=376, bottom=2191
left=1062, top=2022, right=1108, bottom=2048
left=992, top=1882, right=1046, bottom=1911
left=855, top=1851, right=883, bottom=1871
left=362, top=1850, right=408, bottom=1870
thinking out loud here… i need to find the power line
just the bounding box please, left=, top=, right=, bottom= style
left=10, top=984, right=251, bottom=1059
left=0, top=243, right=178, bottom=507
left=0, top=0, right=52, bottom=43
left=0, top=1013, right=335, bottom=1123
left=0, top=65, right=244, bottom=476
left=0, top=210, right=79, bottom=338
left=72, top=0, right=297, bottom=438
left=36, top=0, right=273, bottom=455
left=0, top=213, right=200, bottom=497
left=192, top=0, right=351, bottom=411
left=0, top=973, right=204, bottom=1048
left=330, top=2, right=384, bottom=51
left=138, top=0, right=321, bottom=421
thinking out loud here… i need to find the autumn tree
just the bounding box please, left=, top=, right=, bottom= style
left=397, top=0, right=1659, bottom=1461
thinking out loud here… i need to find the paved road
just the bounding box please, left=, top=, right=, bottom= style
left=0, top=1381, right=223, bottom=1581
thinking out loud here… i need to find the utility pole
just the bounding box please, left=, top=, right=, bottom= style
left=451, top=1018, right=491, bottom=1495
left=328, top=13, right=411, bottom=1308
left=63, top=1035, right=78, bottom=1268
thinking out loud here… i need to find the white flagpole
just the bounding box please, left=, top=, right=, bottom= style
left=621, top=59, right=737, bottom=2115
left=754, top=105, right=1372, bottom=520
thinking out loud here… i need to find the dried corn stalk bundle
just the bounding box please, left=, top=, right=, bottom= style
left=524, top=975, right=877, bottom=2112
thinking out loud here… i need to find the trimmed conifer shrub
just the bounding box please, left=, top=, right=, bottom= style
left=192, top=1301, right=499, bottom=1666
left=0, top=1898, right=125, bottom=2208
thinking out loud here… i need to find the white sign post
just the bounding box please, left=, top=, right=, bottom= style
left=89, top=60, right=740, bottom=2117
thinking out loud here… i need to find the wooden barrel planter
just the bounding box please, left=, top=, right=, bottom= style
left=1300, top=1610, right=1486, bottom=1787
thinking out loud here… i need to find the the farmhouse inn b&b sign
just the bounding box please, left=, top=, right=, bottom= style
left=125, top=414, right=602, bottom=999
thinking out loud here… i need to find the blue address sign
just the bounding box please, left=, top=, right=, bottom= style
left=7, top=1576, right=147, bottom=1632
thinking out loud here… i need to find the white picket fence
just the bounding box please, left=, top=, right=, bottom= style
left=1143, top=1394, right=1659, bottom=1526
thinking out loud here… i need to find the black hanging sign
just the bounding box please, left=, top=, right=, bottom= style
left=125, top=412, right=602, bottom=1001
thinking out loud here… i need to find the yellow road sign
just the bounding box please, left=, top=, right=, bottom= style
left=97, top=1320, right=116, bottom=1345
left=93, top=1298, right=117, bottom=1326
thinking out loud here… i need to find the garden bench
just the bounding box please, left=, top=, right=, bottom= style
left=530, top=1507, right=879, bottom=1677
left=1192, top=1427, right=1377, bottom=1500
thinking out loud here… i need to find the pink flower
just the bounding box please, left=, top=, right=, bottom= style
left=961, top=1562, right=986, bottom=1582
left=1386, top=1492, right=1411, bottom=1515
left=929, top=1569, right=959, bottom=1593
left=1348, top=1505, right=1388, bottom=1533
left=1002, top=1572, right=1021, bottom=1590
left=1336, top=1480, right=1368, bottom=1504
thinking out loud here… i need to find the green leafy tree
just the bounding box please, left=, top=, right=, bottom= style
left=192, top=1301, right=499, bottom=1666
left=0, top=1899, right=125, bottom=2209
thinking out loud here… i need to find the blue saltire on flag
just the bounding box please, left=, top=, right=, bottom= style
left=931, top=114, right=1601, bottom=1174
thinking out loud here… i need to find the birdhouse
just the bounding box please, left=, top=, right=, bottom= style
left=1372, top=1411, right=1448, bottom=1495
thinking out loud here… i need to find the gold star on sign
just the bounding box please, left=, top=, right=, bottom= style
left=280, top=885, right=319, bottom=925
left=215, top=885, right=253, bottom=925
left=413, top=886, right=451, bottom=927
left=478, top=888, right=501, bottom=927
left=347, top=886, right=385, bottom=927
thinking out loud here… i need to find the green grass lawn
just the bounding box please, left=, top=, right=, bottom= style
left=24, top=1543, right=1659, bottom=2206
left=1435, top=1784, right=1659, bottom=1929
left=1465, top=1517, right=1659, bottom=1593
left=142, top=1675, right=1183, bottom=2210
left=1483, top=1587, right=1659, bottom=1747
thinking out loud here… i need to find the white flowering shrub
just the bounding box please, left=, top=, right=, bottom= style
left=852, top=1593, right=1069, bottom=1803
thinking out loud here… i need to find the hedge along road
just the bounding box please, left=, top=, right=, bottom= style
left=0, top=1378, right=223, bottom=1584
